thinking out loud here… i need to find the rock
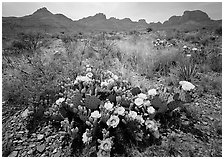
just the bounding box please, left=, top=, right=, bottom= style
left=37, top=144, right=46, bottom=153
left=15, top=146, right=23, bottom=150
left=54, top=151, right=61, bottom=157
left=202, top=121, right=208, bottom=125
left=16, top=134, right=23, bottom=139
left=52, top=148, right=57, bottom=154
left=21, top=109, right=29, bottom=118
left=8, top=151, right=18, bottom=157
left=45, top=137, right=52, bottom=143
left=17, top=140, right=23, bottom=143
left=18, top=131, right=24, bottom=134
left=37, top=134, right=44, bottom=141
left=27, top=149, right=34, bottom=155
left=29, top=143, right=36, bottom=148
left=21, top=151, right=27, bottom=157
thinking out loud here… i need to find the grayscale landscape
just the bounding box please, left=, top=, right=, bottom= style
left=2, top=2, right=222, bottom=157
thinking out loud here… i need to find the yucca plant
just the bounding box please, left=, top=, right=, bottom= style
left=177, top=55, right=197, bottom=82
left=170, top=54, right=197, bottom=82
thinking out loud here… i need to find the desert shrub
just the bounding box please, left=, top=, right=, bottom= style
left=165, top=29, right=182, bottom=40
left=16, top=32, right=44, bottom=51
left=215, top=26, right=222, bottom=36
left=87, top=34, right=117, bottom=71
left=146, top=27, right=153, bottom=33
left=191, top=50, right=207, bottom=65
left=152, top=48, right=179, bottom=76
left=208, top=53, right=222, bottom=73
left=198, top=74, right=222, bottom=97
left=183, top=34, right=200, bottom=44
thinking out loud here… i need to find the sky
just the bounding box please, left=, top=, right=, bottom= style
left=2, top=2, right=222, bottom=23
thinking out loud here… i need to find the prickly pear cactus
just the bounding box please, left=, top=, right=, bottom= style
left=167, top=100, right=183, bottom=111
left=85, top=95, right=101, bottom=110
left=151, top=95, right=167, bottom=113
left=71, top=93, right=82, bottom=108
left=131, top=87, right=141, bottom=96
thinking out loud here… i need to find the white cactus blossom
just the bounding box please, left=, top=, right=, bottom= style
left=104, top=101, right=114, bottom=111
left=148, top=89, right=157, bottom=96
left=112, top=75, right=119, bottom=81
left=192, top=48, right=198, bottom=51
left=128, top=111, right=138, bottom=119
left=114, top=106, right=125, bottom=116
left=91, top=110, right=101, bottom=119
left=106, top=115, right=120, bottom=128
left=101, top=81, right=109, bottom=88
left=138, top=93, right=147, bottom=100
left=147, top=106, right=155, bottom=114
left=136, top=115, right=145, bottom=124
left=179, top=81, right=195, bottom=91
left=56, top=98, right=65, bottom=105
left=86, top=72, right=93, bottom=78
left=134, top=98, right=144, bottom=106
left=86, top=67, right=92, bottom=72
left=144, top=100, right=151, bottom=107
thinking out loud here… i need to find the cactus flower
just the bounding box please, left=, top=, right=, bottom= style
left=134, top=98, right=144, bottom=106
left=138, top=93, right=147, bottom=100
left=114, top=106, right=125, bottom=116
left=106, top=115, right=120, bottom=128
left=128, top=111, right=138, bottom=119
left=82, top=131, right=92, bottom=144
left=179, top=81, right=195, bottom=91
left=56, top=98, right=65, bottom=105
left=145, top=119, right=158, bottom=131
left=104, top=101, right=114, bottom=111
left=86, top=67, right=92, bottom=72
left=148, top=89, right=157, bottom=96
left=147, top=106, right=155, bottom=114
left=91, top=110, right=101, bottom=119
left=98, top=138, right=113, bottom=151
left=86, top=72, right=93, bottom=78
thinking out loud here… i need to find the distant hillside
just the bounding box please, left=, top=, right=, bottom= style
left=75, top=13, right=150, bottom=31
left=2, top=7, right=85, bottom=37
left=149, top=10, right=221, bottom=31
left=2, top=7, right=222, bottom=37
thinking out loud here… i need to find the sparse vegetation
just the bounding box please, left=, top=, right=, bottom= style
left=2, top=14, right=222, bottom=157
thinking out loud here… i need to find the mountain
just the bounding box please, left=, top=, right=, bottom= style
left=149, top=10, right=221, bottom=31
left=75, top=13, right=150, bottom=31
left=163, top=10, right=211, bottom=26
left=2, top=7, right=222, bottom=37
left=2, top=7, right=85, bottom=36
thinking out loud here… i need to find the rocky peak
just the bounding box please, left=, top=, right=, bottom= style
left=181, top=10, right=211, bottom=22
left=32, top=7, right=53, bottom=16
left=138, top=19, right=147, bottom=24
left=163, top=10, right=211, bottom=26
left=93, top=13, right=106, bottom=20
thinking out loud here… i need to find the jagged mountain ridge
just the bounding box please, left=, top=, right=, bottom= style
left=2, top=7, right=221, bottom=36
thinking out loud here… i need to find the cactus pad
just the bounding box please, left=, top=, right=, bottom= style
left=71, top=93, right=82, bottom=108
left=167, top=100, right=183, bottom=111
left=120, top=98, right=131, bottom=108
left=131, top=87, right=141, bottom=96
left=84, top=95, right=101, bottom=110
left=151, top=95, right=167, bottom=113
left=107, top=94, right=116, bottom=104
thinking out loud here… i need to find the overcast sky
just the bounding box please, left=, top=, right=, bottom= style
left=2, top=2, right=222, bottom=23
